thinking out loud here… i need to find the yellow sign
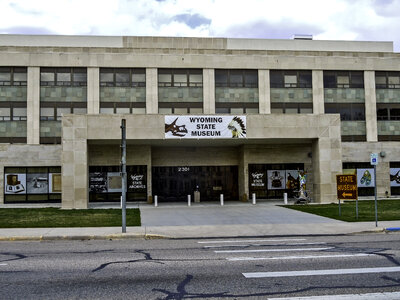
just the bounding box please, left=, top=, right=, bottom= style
left=336, top=174, right=358, bottom=200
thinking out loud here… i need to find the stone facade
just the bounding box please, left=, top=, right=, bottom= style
left=0, top=35, right=399, bottom=207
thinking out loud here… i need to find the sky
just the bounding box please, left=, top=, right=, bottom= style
left=0, top=0, right=399, bottom=51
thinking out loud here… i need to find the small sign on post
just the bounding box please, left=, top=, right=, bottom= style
left=336, top=174, right=358, bottom=217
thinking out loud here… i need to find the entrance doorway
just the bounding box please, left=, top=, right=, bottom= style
left=152, top=166, right=238, bottom=202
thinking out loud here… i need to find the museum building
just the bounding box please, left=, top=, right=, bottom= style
left=0, top=34, right=400, bottom=208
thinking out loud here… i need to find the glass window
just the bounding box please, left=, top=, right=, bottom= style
left=285, top=108, right=298, bottom=114
left=116, top=107, right=130, bottom=114
left=13, top=72, right=27, bottom=83
left=338, top=106, right=352, bottom=121
left=230, top=71, right=243, bottom=87
left=100, top=72, right=114, bottom=85
left=56, top=108, right=71, bottom=120
left=0, top=107, right=11, bottom=121
left=231, top=108, right=244, bottom=114
left=100, top=108, right=114, bottom=114
left=284, top=75, right=297, bottom=87
left=189, top=108, right=203, bottom=114
left=300, top=107, right=313, bottom=114
left=390, top=108, right=400, bottom=120
left=132, top=73, right=145, bottom=85
left=215, top=70, right=228, bottom=87
left=377, top=108, right=388, bottom=120
left=337, top=75, right=350, bottom=87
left=40, top=72, right=55, bottom=85
left=323, top=73, right=336, bottom=88
left=57, top=72, right=71, bottom=83
left=389, top=76, right=400, bottom=88
left=189, top=74, right=202, bottom=87
left=243, top=71, right=258, bottom=88
left=299, top=72, right=312, bottom=88
left=158, top=74, right=172, bottom=87
left=245, top=108, right=259, bottom=114
left=132, top=108, right=146, bottom=114
left=271, top=108, right=284, bottom=114
left=0, top=71, right=10, bottom=82
left=270, top=72, right=283, bottom=88
left=352, top=104, right=365, bottom=120
left=159, top=108, right=172, bottom=114
left=215, top=108, right=230, bottom=114
left=174, top=108, right=188, bottom=114
left=13, top=108, right=27, bottom=121
left=375, top=75, right=386, bottom=87
left=115, top=71, right=130, bottom=87
left=350, top=73, right=363, bottom=88
left=174, top=74, right=187, bottom=87
left=73, top=72, right=87, bottom=83
left=73, top=108, right=87, bottom=115
left=40, top=108, right=55, bottom=120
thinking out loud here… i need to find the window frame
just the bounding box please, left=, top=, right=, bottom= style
left=270, top=70, right=312, bottom=88
left=0, top=67, right=27, bottom=86
left=215, top=69, right=258, bottom=88
left=323, top=71, right=364, bottom=88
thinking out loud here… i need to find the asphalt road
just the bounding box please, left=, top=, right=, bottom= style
left=1, top=233, right=400, bottom=299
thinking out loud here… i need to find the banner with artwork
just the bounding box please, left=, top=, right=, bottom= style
left=165, top=116, right=246, bottom=139
left=390, top=168, right=400, bottom=187
left=5, top=173, right=26, bottom=194
left=250, top=171, right=266, bottom=190
left=49, top=173, right=62, bottom=193
left=107, top=172, right=122, bottom=193
left=285, top=170, right=300, bottom=190
left=357, top=168, right=375, bottom=187
left=267, top=170, right=285, bottom=190
left=26, top=173, right=48, bottom=194
left=89, top=172, right=108, bottom=193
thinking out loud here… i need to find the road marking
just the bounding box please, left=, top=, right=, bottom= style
left=267, top=291, right=400, bottom=299
left=215, top=247, right=333, bottom=253
left=204, top=242, right=326, bottom=248
left=243, top=266, right=400, bottom=278
left=227, top=253, right=374, bottom=261
left=198, top=239, right=306, bottom=244
left=0, top=263, right=7, bottom=266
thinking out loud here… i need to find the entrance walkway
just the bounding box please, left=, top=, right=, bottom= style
left=138, top=201, right=340, bottom=227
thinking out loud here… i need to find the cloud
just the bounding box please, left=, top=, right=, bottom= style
left=222, top=19, right=323, bottom=40
left=0, top=26, right=56, bottom=35
left=0, top=0, right=398, bottom=51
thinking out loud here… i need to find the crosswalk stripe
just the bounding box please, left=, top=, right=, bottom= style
left=198, top=239, right=306, bottom=244
left=204, top=242, right=326, bottom=248
left=243, top=266, right=400, bottom=278
left=215, top=247, right=333, bottom=253
left=227, top=253, right=374, bottom=261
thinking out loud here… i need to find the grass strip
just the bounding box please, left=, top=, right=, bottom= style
left=282, top=199, right=400, bottom=222
left=0, top=208, right=141, bottom=228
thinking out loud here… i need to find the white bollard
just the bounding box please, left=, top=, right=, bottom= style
left=252, top=193, right=256, bottom=205
left=120, top=196, right=123, bottom=208
left=220, top=194, right=224, bottom=206
left=188, top=194, right=191, bottom=207
left=154, top=195, right=158, bottom=207
left=284, top=192, right=288, bottom=205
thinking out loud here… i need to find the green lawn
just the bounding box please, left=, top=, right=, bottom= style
left=0, top=208, right=141, bottom=228
left=282, top=199, right=400, bottom=222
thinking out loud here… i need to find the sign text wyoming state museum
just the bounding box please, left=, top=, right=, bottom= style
left=164, top=116, right=246, bottom=139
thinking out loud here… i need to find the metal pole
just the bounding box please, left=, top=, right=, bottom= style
left=121, top=119, right=127, bottom=233
left=374, top=164, right=378, bottom=227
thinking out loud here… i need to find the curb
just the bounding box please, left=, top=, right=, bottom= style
left=0, top=233, right=170, bottom=242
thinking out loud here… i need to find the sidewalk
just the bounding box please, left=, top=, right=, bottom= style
left=0, top=201, right=399, bottom=241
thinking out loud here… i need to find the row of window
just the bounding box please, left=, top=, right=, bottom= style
left=1, top=67, right=400, bottom=89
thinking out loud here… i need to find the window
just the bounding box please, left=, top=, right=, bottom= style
left=377, top=104, right=400, bottom=120
left=325, top=103, right=365, bottom=121
left=0, top=108, right=11, bottom=121
left=270, top=70, right=312, bottom=88
left=100, top=68, right=145, bottom=87
left=0, top=67, right=27, bottom=86
left=271, top=103, right=313, bottom=114
left=215, top=70, right=258, bottom=88
left=99, top=103, right=146, bottom=115
left=41, top=105, right=87, bottom=121
left=40, top=68, right=87, bottom=86
left=323, top=71, right=364, bottom=88
left=158, top=69, right=202, bottom=87
left=0, top=105, right=27, bottom=121
left=376, top=71, right=400, bottom=89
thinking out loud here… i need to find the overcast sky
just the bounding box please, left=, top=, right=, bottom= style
left=0, top=0, right=399, bottom=51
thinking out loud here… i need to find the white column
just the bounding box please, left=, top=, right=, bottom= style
left=27, top=67, right=40, bottom=144
left=146, top=68, right=158, bottom=114
left=87, top=67, right=100, bottom=114
left=258, top=69, right=270, bottom=114
left=364, top=71, right=378, bottom=142
left=203, top=69, right=215, bottom=114
left=312, top=70, right=324, bottom=114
